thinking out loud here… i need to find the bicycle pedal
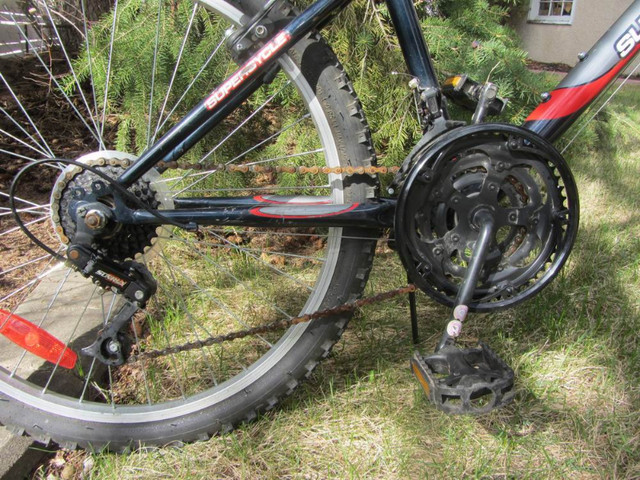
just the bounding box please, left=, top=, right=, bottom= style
left=410, top=342, right=515, bottom=414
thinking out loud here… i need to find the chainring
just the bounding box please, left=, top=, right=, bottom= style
left=51, top=151, right=172, bottom=261
left=395, top=124, right=579, bottom=311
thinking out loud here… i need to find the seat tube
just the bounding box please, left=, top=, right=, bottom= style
left=385, top=0, right=439, bottom=89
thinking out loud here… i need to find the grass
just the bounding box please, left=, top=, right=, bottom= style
left=32, top=84, right=640, bottom=479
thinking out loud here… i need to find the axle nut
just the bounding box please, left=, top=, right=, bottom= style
left=85, top=210, right=107, bottom=230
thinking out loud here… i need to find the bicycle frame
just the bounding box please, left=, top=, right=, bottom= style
left=114, top=0, right=640, bottom=231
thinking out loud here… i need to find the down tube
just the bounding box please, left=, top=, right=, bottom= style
left=523, top=0, right=640, bottom=142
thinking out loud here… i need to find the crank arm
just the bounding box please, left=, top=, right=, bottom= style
left=436, top=209, right=496, bottom=351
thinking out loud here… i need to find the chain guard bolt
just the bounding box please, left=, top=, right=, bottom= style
left=134, top=290, right=145, bottom=301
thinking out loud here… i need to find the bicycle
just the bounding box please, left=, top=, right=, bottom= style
left=0, top=0, right=637, bottom=451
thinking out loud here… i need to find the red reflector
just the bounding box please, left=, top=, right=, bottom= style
left=0, top=310, right=77, bottom=369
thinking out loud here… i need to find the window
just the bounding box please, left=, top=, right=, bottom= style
left=528, top=0, right=576, bottom=25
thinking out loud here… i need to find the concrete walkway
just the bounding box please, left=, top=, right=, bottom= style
left=1, top=268, right=106, bottom=479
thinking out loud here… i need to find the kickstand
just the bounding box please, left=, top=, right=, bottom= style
left=408, top=275, right=419, bottom=344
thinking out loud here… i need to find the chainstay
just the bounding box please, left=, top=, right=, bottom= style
left=128, top=284, right=416, bottom=363
left=49, top=158, right=407, bottom=362
left=158, top=161, right=400, bottom=176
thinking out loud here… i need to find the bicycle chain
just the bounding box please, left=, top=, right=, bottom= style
left=157, top=160, right=400, bottom=176
left=128, top=284, right=416, bottom=363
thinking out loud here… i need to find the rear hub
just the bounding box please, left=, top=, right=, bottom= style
left=51, top=151, right=171, bottom=262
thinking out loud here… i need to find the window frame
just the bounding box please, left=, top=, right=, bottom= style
left=528, top=0, right=577, bottom=25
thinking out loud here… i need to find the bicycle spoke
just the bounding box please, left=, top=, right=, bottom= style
left=41, top=285, right=98, bottom=394
left=0, top=73, right=54, bottom=158
left=155, top=247, right=276, bottom=341
left=1, top=215, right=49, bottom=238
left=10, top=268, right=72, bottom=377
left=152, top=3, right=198, bottom=143
left=79, top=292, right=118, bottom=404
left=146, top=0, right=164, bottom=149
left=159, top=261, right=219, bottom=386
left=79, top=0, right=100, bottom=131
left=0, top=203, right=49, bottom=217
left=100, top=0, right=119, bottom=142
left=157, top=236, right=326, bottom=264
left=0, top=254, right=51, bottom=277
left=172, top=82, right=294, bottom=196
left=40, top=0, right=103, bottom=146
left=152, top=113, right=315, bottom=189
left=3, top=14, right=101, bottom=145
left=155, top=37, right=227, bottom=135
left=208, top=230, right=315, bottom=292
left=0, top=128, right=50, bottom=158
left=0, top=107, right=52, bottom=158
left=0, top=261, right=63, bottom=305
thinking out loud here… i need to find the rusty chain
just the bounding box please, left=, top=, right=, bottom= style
left=129, top=284, right=416, bottom=363
left=157, top=160, right=400, bottom=176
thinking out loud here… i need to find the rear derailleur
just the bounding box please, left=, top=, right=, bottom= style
left=57, top=159, right=159, bottom=366
left=66, top=244, right=156, bottom=366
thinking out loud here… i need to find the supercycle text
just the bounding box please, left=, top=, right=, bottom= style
left=615, top=14, right=640, bottom=58
left=204, top=31, right=292, bottom=111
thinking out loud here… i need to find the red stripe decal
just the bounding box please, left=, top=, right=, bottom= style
left=526, top=42, right=640, bottom=121
left=253, top=195, right=332, bottom=205
left=250, top=203, right=360, bottom=219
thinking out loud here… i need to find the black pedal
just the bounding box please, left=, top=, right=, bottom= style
left=441, top=75, right=506, bottom=117
left=411, top=343, right=515, bottom=414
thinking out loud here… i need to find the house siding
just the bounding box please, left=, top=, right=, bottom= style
left=513, top=0, right=634, bottom=66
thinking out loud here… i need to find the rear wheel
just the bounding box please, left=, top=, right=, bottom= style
left=0, top=0, right=377, bottom=450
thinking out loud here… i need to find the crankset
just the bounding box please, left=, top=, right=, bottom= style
left=397, top=124, right=579, bottom=414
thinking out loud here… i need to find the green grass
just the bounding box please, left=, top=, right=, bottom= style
left=34, top=85, right=640, bottom=479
